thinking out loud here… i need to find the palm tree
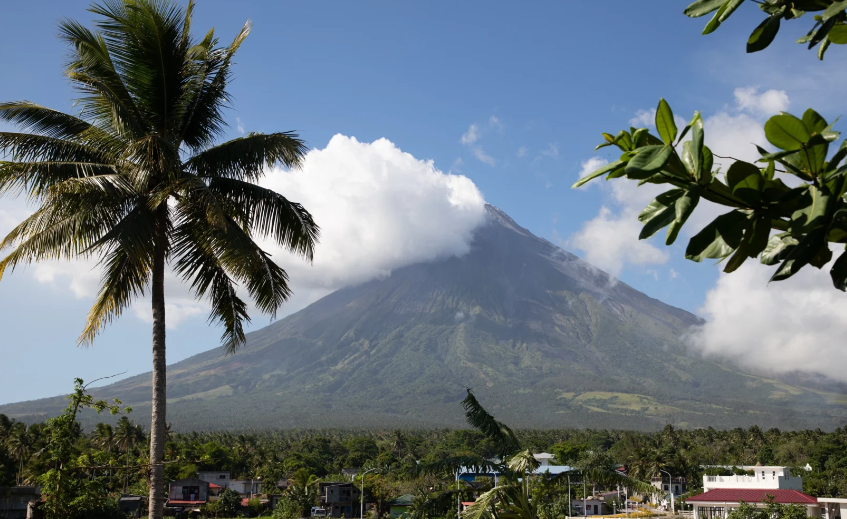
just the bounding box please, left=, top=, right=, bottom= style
left=0, top=2, right=318, bottom=517
left=6, top=423, right=30, bottom=485
left=93, top=422, right=115, bottom=486
left=115, top=417, right=145, bottom=492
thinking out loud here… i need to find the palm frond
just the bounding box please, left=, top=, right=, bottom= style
left=0, top=102, right=121, bottom=148
left=412, top=455, right=498, bottom=477
left=507, top=450, right=540, bottom=475
left=462, top=485, right=507, bottom=519
left=462, top=389, right=521, bottom=457
left=208, top=177, right=318, bottom=260
left=186, top=132, right=308, bottom=181
left=0, top=161, right=117, bottom=199
left=0, top=133, right=109, bottom=164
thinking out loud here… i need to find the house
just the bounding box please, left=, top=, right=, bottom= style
left=703, top=466, right=802, bottom=492
left=687, top=489, right=819, bottom=518
left=167, top=478, right=210, bottom=508
left=686, top=467, right=818, bottom=518
left=819, top=497, right=847, bottom=519
left=229, top=479, right=263, bottom=496
left=0, top=486, right=41, bottom=519
left=198, top=471, right=231, bottom=489
left=572, top=496, right=606, bottom=516
left=319, top=482, right=360, bottom=518
left=341, top=469, right=359, bottom=480
left=387, top=494, right=414, bottom=518
left=651, top=476, right=688, bottom=496
left=118, top=494, right=146, bottom=518
left=534, top=453, right=556, bottom=467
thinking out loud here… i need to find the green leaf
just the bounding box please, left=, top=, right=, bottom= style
left=764, top=160, right=776, bottom=180
left=757, top=148, right=802, bottom=161
left=823, top=0, right=847, bottom=21
left=764, top=114, right=811, bottom=150
left=614, top=131, right=633, bottom=151
left=704, top=1, right=731, bottom=34
left=791, top=184, right=831, bottom=232
left=726, top=161, right=764, bottom=205
left=595, top=142, right=613, bottom=152
left=667, top=186, right=701, bottom=245
left=747, top=14, right=782, bottom=53
left=830, top=24, right=847, bottom=44
left=685, top=210, right=749, bottom=262
left=747, top=217, right=772, bottom=258
left=571, top=160, right=624, bottom=188
left=830, top=250, right=847, bottom=290
left=684, top=0, right=727, bottom=17
left=802, top=108, right=828, bottom=133
left=677, top=111, right=702, bottom=144
left=771, top=229, right=825, bottom=281
left=655, top=99, right=678, bottom=145
left=719, top=0, right=746, bottom=22
left=638, top=189, right=684, bottom=224
left=640, top=205, right=676, bottom=240
left=701, top=145, right=714, bottom=185
left=761, top=233, right=799, bottom=265
left=625, top=145, right=673, bottom=179
left=723, top=233, right=751, bottom=273
left=691, top=118, right=705, bottom=179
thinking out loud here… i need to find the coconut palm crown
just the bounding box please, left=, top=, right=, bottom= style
left=0, top=1, right=319, bottom=518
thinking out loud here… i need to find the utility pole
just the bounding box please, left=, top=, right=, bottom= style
left=660, top=470, right=674, bottom=516
left=567, top=475, right=571, bottom=518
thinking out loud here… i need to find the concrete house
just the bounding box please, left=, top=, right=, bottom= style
left=687, top=467, right=818, bottom=519
left=198, top=471, right=231, bottom=489
left=319, top=482, right=360, bottom=518
left=387, top=494, right=414, bottom=518
left=0, top=487, right=41, bottom=519
left=167, top=478, right=210, bottom=507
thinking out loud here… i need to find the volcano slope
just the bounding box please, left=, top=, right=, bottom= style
left=3, top=205, right=845, bottom=430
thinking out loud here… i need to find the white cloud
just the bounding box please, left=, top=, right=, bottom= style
left=569, top=206, right=669, bottom=276
left=733, top=86, right=790, bottom=116
left=472, top=147, right=496, bottom=166
left=488, top=116, right=504, bottom=132
left=541, top=143, right=559, bottom=159
left=260, top=135, right=487, bottom=298
left=577, top=157, right=608, bottom=181
left=460, top=124, right=479, bottom=145
left=669, top=268, right=679, bottom=280
left=517, top=146, right=527, bottom=157
left=236, top=117, right=245, bottom=135
left=134, top=299, right=206, bottom=329
left=686, top=260, right=847, bottom=382
left=629, top=108, right=656, bottom=128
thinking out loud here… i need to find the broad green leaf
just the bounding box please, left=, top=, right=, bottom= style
left=823, top=0, right=847, bottom=21
left=830, top=24, right=847, bottom=44
left=640, top=206, right=676, bottom=240
left=757, top=148, right=802, bottom=161
left=724, top=233, right=751, bottom=273
left=602, top=133, right=615, bottom=143
left=810, top=243, right=833, bottom=268
left=764, top=160, right=775, bottom=180
left=632, top=128, right=649, bottom=148
left=667, top=186, right=701, bottom=245
left=704, top=1, right=731, bottom=34
left=638, top=189, right=684, bottom=223
left=572, top=160, right=624, bottom=188
left=655, top=99, right=678, bottom=145
left=761, top=233, right=799, bottom=265
left=677, top=111, right=702, bottom=144
left=595, top=142, right=613, bottom=152
left=607, top=165, right=627, bottom=179
left=791, top=184, right=831, bottom=232
left=614, top=131, right=633, bottom=151
left=719, top=0, right=745, bottom=22
left=771, top=229, right=825, bottom=281
left=747, top=217, right=772, bottom=258
left=764, top=114, right=811, bottom=150
left=684, top=0, right=727, bottom=17
left=830, top=250, right=847, bottom=290
left=747, top=14, right=781, bottom=53
left=802, top=108, right=828, bottom=133
left=701, top=145, right=714, bottom=185
left=682, top=141, right=695, bottom=174
left=727, top=161, right=764, bottom=205
left=692, top=118, right=705, bottom=179
left=625, top=145, right=673, bottom=179
left=685, top=210, right=749, bottom=261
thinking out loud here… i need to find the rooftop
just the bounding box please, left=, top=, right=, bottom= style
left=687, top=489, right=817, bottom=505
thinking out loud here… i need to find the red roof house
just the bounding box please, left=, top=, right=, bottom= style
left=687, top=489, right=818, bottom=505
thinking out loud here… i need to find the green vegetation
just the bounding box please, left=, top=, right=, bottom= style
left=576, top=1, right=847, bottom=290
left=0, top=1, right=318, bottom=518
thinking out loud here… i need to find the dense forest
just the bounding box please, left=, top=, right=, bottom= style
left=4, top=409, right=847, bottom=512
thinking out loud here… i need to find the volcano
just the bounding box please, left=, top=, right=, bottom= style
left=3, top=205, right=845, bottom=430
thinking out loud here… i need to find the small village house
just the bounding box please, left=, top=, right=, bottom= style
left=0, top=487, right=40, bottom=519
left=198, top=470, right=231, bottom=489
left=387, top=494, right=414, bottom=518
left=319, top=482, right=359, bottom=518
left=167, top=477, right=210, bottom=510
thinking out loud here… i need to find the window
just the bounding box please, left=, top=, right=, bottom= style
left=182, top=486, right=201, bottom=501
left=762, top=471, right=765, bottom=478
left=698, top=507, right=725, bottom=519
left=773, top=471, right=776, bottom=478
left=664, top=485, right=669, bottom=491
left=219, top=474, right=227, bottom=479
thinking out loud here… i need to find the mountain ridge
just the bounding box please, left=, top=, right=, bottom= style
left=3, top=205, right=845, bottom=430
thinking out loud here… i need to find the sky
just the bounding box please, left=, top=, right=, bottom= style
left=2, top=0, right=847, bottom=404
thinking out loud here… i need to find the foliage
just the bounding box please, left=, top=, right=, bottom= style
left=218, top=488, right=243, bottom=517
left=683, top=0, right=847, bottom=59
left=726, top=497, right=810, bottom=519
left=272, top=494, right=301, bottom=519
left=248, top=497, right=266, bottom=517
left=37, top=378, right=129, bottom=519
left=575, top=99, right=847, bottom=290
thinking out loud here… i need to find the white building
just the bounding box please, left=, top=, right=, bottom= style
left=703, top=466, right=802, bottom=492
left=534, top=453, right=556, bottom=467
left=688, top=466, right=818, bottom=519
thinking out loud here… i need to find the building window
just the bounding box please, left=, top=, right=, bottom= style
left=219, top=475, right=227, bottom=479
left=664, top=485, right=669, bottom=491
left=698, top=507, right=724, bottom=519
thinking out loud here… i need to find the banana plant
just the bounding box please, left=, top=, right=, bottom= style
left=574, top=99, right=847, bottom=290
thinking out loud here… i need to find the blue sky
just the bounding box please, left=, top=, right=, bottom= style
left=2, top=1, right=847, bottom=404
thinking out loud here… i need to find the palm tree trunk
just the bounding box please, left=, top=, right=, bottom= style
left=148, top=206, right=167, bottom=519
